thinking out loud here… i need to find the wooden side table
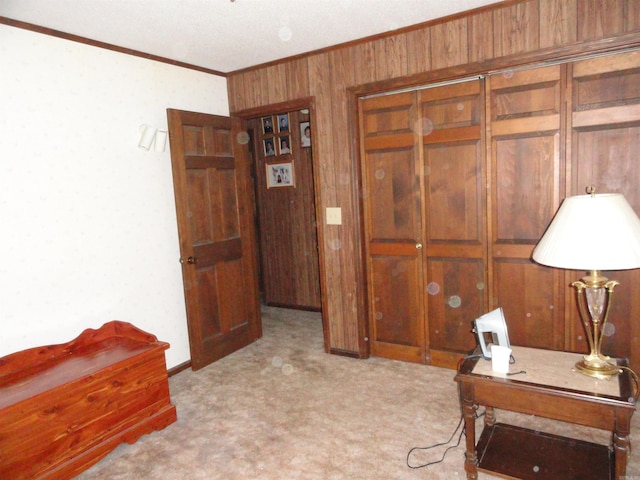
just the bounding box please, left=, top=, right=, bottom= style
left=454, top=346, right=636, bottom=480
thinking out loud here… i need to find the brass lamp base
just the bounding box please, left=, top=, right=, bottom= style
left=574, top=354, right=621, bottom=380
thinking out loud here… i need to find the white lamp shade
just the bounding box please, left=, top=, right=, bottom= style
left=532, top=193, right=640, bottom=271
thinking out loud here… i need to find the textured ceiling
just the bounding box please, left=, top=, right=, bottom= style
left=0, top=0, right=502, bottom=73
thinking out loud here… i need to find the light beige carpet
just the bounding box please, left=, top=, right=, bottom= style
left=78, top=306, right=639, bottom=479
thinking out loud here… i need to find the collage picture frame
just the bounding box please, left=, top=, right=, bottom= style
left=266, top=161, right=295, bottom=188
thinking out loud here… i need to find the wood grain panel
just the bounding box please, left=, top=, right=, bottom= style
left=538, top=0, right=577, bottom=48
left=285, top=57, right=310, bottom=100
left=427, top=258, right=485, bottom=353
left=307, top=52, right=346, bottom=348
left=493, top=260, right=564, bottom=349
left=405, top=27, right=431, bottom=76
left=493, top=0, right=540, bottom=57
left=577, top=0, right=626, bottom=41
left=430, top=17, right=469, bottom=70
left=227, top=74, right=245, bottom=113
left=468, top=10, right=494, bottom=63
left=351, top=40, right=377, bottom=86
left=374, top=35, right=408, bottom=81
left=264, top=63, right=287, bottom=105
left=328, top=46, right=362, bottom=347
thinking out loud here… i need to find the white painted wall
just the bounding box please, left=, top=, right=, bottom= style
left=0, top=24, right=229, bottom=368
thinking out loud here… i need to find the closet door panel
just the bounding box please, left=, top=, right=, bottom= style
left=420, top=80, right=487, bottom=367
left=360, top=92, right=426, bottom=363
left=493, top=259, right=564, bottom=349
left=427, top=258, right=485, bottom=356
left=488, top=65, right=565, bottom=351
left=369, top=253, right=423, bottom=363
left=494, top=134, right=559, bottom=242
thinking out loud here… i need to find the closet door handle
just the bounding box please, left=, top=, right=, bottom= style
left=415, top=243, right=423, bottom=250
left=180, top=256, right=197, bottom=264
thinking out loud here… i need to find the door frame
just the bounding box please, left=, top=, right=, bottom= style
left=231, top=97, right=330, bottom=351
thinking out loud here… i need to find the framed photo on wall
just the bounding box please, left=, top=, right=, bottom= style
left=266, top=161, right=295, bottom=188
left=263, top=138, right=276, bottom=157
left=300, top=121, right=311, bottom=147
left=262, top=116, right=274, bottom=134
left=278, top=135, right=291, bottom=155
left=277, top=113, right=290, bottom=133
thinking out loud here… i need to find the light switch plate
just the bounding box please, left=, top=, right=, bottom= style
left=326, top=207, right=342, bottom=225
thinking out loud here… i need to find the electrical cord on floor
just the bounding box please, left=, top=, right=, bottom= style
left=406, top=409, right=485, bottom=470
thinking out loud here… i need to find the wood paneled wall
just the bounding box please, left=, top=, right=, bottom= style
left=228, top=0, right=640, bottom=356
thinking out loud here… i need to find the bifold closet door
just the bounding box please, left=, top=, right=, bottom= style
left=487, top=65, right=566, bottom=350
left=360, top=92, right=426, bottom=364
left=418, top=80, right=487, bottom=368
left=360, top=80, right=486, bottom=368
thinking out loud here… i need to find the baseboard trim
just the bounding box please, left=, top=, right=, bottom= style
left=168, top=360, right=191, bottom=376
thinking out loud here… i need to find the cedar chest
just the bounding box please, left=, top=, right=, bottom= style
left=0, top=321, right=177, bottom=479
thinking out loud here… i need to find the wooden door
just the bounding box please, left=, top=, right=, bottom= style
left=360, top=92, right=426, bottom=363
left=567, top=50, right=640, bottom=371
left=419, top=79, right=487, bottom=368
left=487, top=65, right=566, bottom=350
left=167, top=109, right=261, bottom=370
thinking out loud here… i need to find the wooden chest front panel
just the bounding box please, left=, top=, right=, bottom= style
left=0, top=345, right=175, bottom=480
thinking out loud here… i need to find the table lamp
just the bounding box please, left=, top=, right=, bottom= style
left=532, top=189, right=640, bottom=379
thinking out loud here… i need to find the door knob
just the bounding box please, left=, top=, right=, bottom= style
left=180, top=256, right=197, bottom=264
left=415, top=243, right=423, bottom=249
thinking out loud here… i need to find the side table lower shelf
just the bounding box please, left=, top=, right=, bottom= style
left=476, top=423, right=613, bottom=480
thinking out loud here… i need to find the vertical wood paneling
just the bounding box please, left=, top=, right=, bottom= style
left=227, top=75, right=245, bottom=113
left=405, top=27, right=431, bottom=76
left=373, top=35, right=408, bottom=81
left=468, top=10, right=494, bottom=63
left=493, top=0, right=540, bottom=57
left=307, top=52, right=346, bottom=349
left=328, top=47, right=360, bottom=347
left=264, top=63, right=287, bottom=105
left=577, top=0, right=626, bottom=40
left=243, top=69, right=269, bottom=108
left=430, top=17, right=469, bottom=70
left=627, top=0, right=640, bottom=31
left=539, top=0, right=577, bottom=48
left=285, top=57, right=310, bottom=100
left=351, top=40, right=377, bottom=86
left=228, top=0, right=640, bottom=358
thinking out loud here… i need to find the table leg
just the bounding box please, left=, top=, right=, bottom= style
left=614, top=412, right=632, bottom=480
left=460, top=383, right=478, bottom=480
left=484, top=406, right=496, bottom=426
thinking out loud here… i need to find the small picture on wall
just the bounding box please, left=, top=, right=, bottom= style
left=263, top=138, right=276, bottom=157
left=266, top=162, right=295, bottom=188
left=278, top=135, right=291, bottom=155
left=262, top=116, right=274, bottom=134
left=300, top=121, right=311, bottom=148
left=277, top=113, right=290, bottom=133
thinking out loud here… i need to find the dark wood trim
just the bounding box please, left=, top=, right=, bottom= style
left=0, top=16, right=226, bottom=77
left=228, top=0, right=523, bottom=76
left=168, top=360, right=192, bottom=376
left=348, top=32, right=640, bottom=98
left=230, top=97, right=314, bottom=119
left=347, top=89, right=370, bottom=360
